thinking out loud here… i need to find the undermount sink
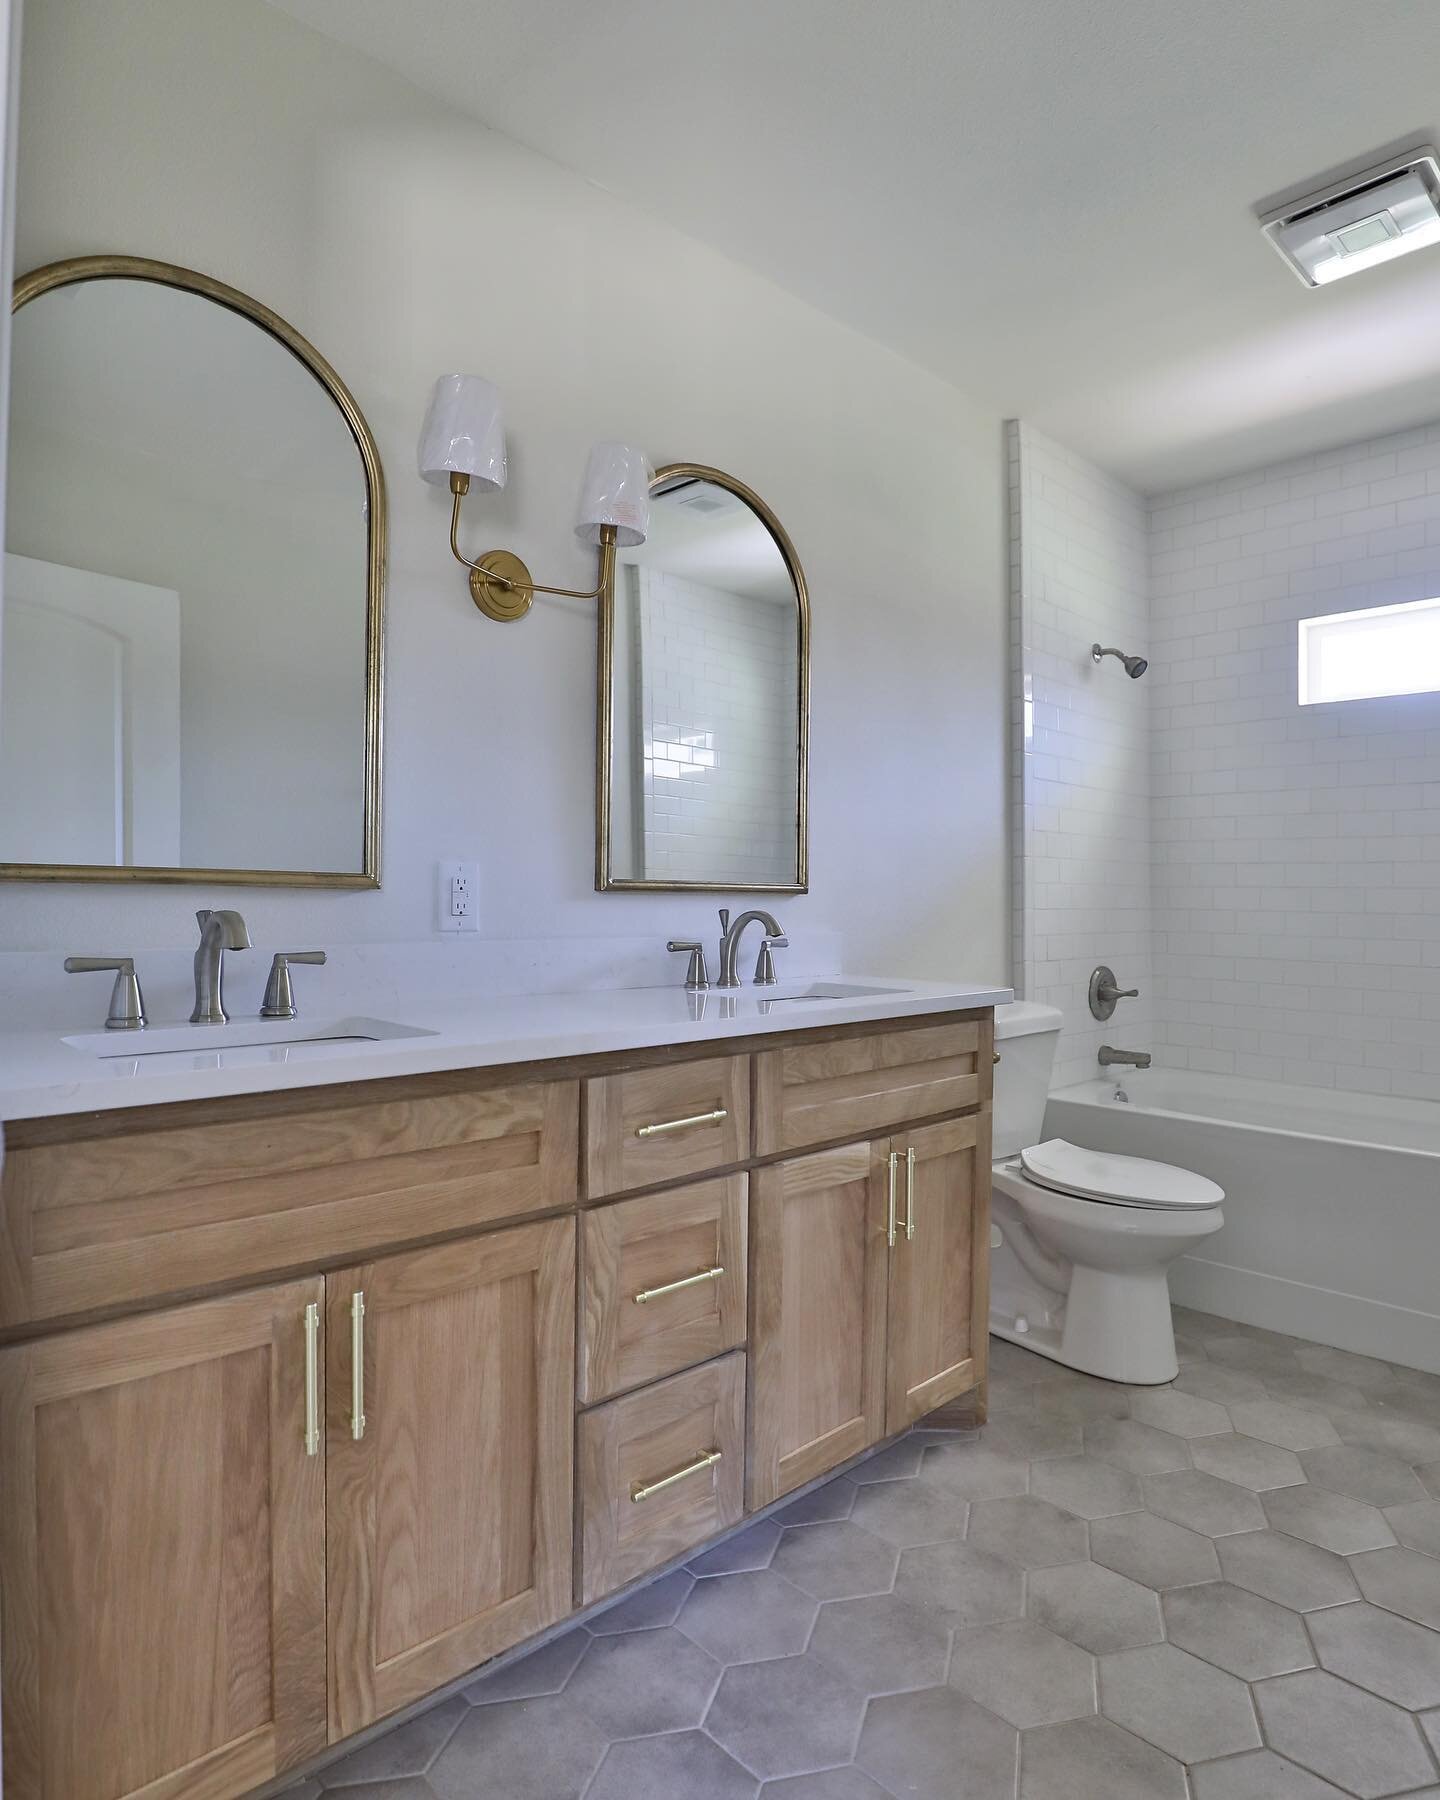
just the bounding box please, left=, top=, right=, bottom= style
left=64, top=1015, right=435, bottom=1061
left=763, top=982, right=905, bottom=1002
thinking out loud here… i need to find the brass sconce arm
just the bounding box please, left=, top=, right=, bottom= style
left=448, top=471, right=617, bottom=622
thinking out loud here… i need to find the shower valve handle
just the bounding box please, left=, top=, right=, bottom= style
left=1088, top=964, right=1139, bottom=1021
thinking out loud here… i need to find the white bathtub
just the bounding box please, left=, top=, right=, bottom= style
left=1044, top=1068, right=1440, bottom=1376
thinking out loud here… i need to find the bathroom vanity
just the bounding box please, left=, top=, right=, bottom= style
left=0, top=982, right=1002, bottom=1800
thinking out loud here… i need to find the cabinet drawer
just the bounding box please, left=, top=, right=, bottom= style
left=579, top=1175, right=747, bottom=1404
left=0, top=1077, right=579, bottom=1328
left=578, top=1353, right=746, bottom=1605
left=585, top=1056, right=749, bottom=1198
left=754, top=1018, right=989, bottom=1157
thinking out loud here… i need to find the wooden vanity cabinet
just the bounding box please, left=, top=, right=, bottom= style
left=324, top=1217, right=576, bottom=1739
left=0, top=1280, right=328, bottom=1800
left=0, top=1006, right=994, bottom=1800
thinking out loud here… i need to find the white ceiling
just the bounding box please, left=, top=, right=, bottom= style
left=271, top=0, right=1440, bottom=491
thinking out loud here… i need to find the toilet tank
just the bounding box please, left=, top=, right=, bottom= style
left=992, top=1001, right=1064, bottom=1159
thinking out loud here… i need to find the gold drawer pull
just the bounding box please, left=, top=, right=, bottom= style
left=631, top=1448, right=722, bottom=1504
left=303, top=1301, right=321, bottom=1457
left=905, top=1146, right=917, bottom=1242
left=350, top=1289, right=366, bottom=1442
left=633, top=1265, right=725, bottom=1305
left=635, top=1107, right=728, bottom=1139
left=887, top=1150, right=899, bottom=1248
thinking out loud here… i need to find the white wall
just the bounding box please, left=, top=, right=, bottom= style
left=0, top=0, right=1008, bottom=992
left=1149, top=422, right=1440, bottom=1099
left=1009, top=421, right=1153, bottom=1088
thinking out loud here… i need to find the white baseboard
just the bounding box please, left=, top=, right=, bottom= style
left=1171, top=1254, right=1440, bottom=1377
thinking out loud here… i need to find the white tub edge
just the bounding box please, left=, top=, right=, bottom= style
left=1171, top=1255, right=1440, bottom=1378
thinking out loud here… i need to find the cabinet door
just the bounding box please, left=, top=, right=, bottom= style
left=748, top=1139, right=890, bottom=1508
left=0, top=1279, right=327, bottom=1800
left=326, top=1216, right=575, bottom=1739
left=885, top=1113, right=990, bottom=1432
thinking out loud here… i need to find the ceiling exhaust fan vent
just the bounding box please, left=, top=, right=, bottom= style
left=1261, top=146, right=1440, bottom=287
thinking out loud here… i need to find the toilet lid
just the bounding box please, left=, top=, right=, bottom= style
left=1019, top=1139, right=1224, bottom=1210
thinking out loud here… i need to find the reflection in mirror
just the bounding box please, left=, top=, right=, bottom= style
left=600, top=467, right=808, bottom=891
left=0, top=259, right=384, bottom=884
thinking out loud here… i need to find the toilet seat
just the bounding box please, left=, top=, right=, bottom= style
left=1018, top=1139, right=1224, bottom=1211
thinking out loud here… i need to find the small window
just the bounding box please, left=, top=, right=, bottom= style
left=1298, top=595, right=1440, bottom=705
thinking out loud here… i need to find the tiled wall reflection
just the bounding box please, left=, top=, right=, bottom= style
left=635, top=568, right=797, bottom=885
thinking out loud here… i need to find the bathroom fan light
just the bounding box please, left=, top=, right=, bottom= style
left=1261, top=147, right=1440, bottom=287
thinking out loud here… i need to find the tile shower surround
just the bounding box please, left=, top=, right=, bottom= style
left=1148, top=421, right=1440, bottom=1098
left=279, top=1312, right=1440, bottom=1799
left=1008, top=421, right=1154, bottom=1088
left=1013, top=415, right=1440, bottom=1097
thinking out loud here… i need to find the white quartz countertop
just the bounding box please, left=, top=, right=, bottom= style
left=0, top=975, right=1011, bottom=1123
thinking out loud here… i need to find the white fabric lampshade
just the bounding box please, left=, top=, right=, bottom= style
left=418, top=374, right=506, bottom=490
left=575, top=442, right=651, bottom=547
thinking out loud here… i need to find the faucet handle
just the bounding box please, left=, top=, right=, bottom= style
left=753, top=935, right=788, bottom=986
left=667, top=940, right=710, bottom=992
left=261, top=951, right=327, bottom=1020
left=65, top=956, right=147, bottom=1031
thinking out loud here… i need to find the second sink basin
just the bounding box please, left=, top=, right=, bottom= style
left=763, top=982, right=905, bottom=1003
left=64, top=1016, right=435, bottom=1060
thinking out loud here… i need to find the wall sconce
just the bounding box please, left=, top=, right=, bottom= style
left=418, top=373, right=651, bottom=622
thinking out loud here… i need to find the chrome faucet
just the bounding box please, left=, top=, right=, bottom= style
left=1098, top=1045, right=1151, bottom=1069
left=191, top=909, right=251, bottom=1024
left=716, top=907, right=787, bottom=988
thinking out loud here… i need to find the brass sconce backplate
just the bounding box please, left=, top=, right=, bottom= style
left=469, top=552, right=534, bottom=622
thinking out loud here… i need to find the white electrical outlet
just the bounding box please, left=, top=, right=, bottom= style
left=436, top=860, right=480, bottom=933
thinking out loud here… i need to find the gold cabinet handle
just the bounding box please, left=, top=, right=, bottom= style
left=303, top=1301, right=320, bottom=1457
left=887, top=1150, right=899, bottom=1249
left=635, top=1107, right=728, bottom=1139
left=993, top=1050, right=1002, bottom=1065
left=904, top=1146, right=917, bottom=1242
left=633, top=1265, right=725, bottom=1305
left=350, top=1290, right=366, bottom=1442
left=631, top=1448, right=722, bottom=1504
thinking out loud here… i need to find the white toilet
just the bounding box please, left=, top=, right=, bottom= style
left=989, top=1001, right=1225, bottom=1385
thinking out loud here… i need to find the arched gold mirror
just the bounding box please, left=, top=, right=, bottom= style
left=1, top=256, right=385, bottom=886
left=596, top=463, right=809, bottom=892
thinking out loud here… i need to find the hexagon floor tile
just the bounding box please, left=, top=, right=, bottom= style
left=948, top=1617, right=1097, bottom=1728
left=1253, top=1669, right=1437, bottom=1800
left=281, top=1315, right=1440, bottom=1800
left=706, top=1654, right=868, bottom=1780
left=856, top=1685, right=1019, bottom=1800
left=1018, top=1714, right=1187, bottom=1800
left=1162, top=1581, right=1315, bottom=1680
left=807, top=1591, right=951, bottom=1697
left=1099, top=1642, right=1261, bottom=1763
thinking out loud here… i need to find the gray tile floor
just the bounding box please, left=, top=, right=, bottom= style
left=282, top=1311, right=1440, bottom=1799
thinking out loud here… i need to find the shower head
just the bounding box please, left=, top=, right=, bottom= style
left=1092, top=643, right=1148, bottom=679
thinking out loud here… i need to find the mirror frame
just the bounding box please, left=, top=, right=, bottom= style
left=1, top=254, right=386, bottom=887
left=595, top=461, right=810, bottom=894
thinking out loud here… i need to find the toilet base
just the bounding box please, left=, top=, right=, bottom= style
left=1058, top=1264, right=1179, bottom=1385
left=989, top=1234, right=1181, bottom=1386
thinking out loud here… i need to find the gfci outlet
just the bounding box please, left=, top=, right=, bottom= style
left=436, top=860, right=480, bottom=933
